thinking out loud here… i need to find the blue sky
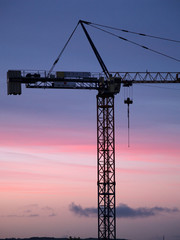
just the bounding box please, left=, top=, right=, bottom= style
left=0, top=1, right=180, bottom=240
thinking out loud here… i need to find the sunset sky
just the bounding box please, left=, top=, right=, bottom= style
left=0, top=1, right=180, bottom=240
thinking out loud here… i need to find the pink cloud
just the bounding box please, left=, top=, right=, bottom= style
left=117, top=167, right=180, bottom=176
left=0, top=124, right=96, bottom=155
left=116, top=139, right=180, bottom=164
left=1, top=121, right=179, bottom=155
left=0, top=117, right=179, bottom=165
left=0, top=158, right=96, bottom=193
left=0, top=121, right=179, bottom=197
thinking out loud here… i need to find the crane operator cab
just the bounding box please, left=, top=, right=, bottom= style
left=98, top=76, right=121, bottom=95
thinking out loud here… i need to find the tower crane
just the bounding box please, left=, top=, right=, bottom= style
left=7, top=20, right=180, bottom=240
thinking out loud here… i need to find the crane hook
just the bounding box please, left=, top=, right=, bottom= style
left=124, top=97, right=133, bottom=147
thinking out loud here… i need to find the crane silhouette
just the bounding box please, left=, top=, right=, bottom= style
left=7, top=20, right=180, bottom=240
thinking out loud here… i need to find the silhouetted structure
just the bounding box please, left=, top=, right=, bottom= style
left=7, top=20, right=180, bottom=240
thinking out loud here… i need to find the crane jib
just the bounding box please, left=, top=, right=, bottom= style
left=7, top=70, right=180, bottom=95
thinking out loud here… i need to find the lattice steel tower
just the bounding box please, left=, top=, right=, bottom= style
left=97, top=94, right=116, bottom=239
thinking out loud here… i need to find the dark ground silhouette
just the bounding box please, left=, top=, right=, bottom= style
left=0, top=237, right=128, bottom=240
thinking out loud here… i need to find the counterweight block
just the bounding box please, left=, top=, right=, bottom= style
left=7, top=70, right=22, bottom=95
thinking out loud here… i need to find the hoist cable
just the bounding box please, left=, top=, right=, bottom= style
left=48, top=22, right=79, bottom=77
left=127, top=104, right=130, bottom=148
left=88, top=24, right=180, bottom=63
left=89, top=22, right=180, bottom=44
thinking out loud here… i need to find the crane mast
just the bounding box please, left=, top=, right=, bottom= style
left=97, top=93, right=116, bottom=239
left=7, top=20, right=180, bottom=240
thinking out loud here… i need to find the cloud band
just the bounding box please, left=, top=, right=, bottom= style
left=69, top=202, right=179, bottom=218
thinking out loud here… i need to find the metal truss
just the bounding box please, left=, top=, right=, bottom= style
left=113, top=71, right=180, bottom=83
left=97, top=94, right=116, bottom=240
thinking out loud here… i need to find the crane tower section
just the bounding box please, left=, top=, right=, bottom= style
left=97, top=93, right=116, bottom=239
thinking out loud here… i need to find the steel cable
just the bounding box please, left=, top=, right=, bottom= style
left=88, top=24, right=180, bottom=63
left=48, top=22, right=79, bottom=77
left=89, top=22, right=180, bottom=44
